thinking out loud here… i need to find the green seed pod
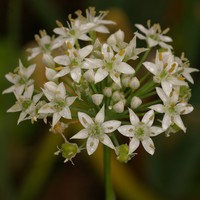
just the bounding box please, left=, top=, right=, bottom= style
left=61, top=142, right=79, bottom=162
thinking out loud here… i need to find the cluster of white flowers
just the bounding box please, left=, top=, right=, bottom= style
left=3, top=7, right=198, bottom=163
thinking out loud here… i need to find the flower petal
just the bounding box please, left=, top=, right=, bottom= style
left=102, top=120, right=121, bottom=133
left=128, top=108, right=140, bottom=125
left=86, top=136, right=99, bottom=155
left=129, top=138, right=140, bottom=154
left=71, top=129, right=88, bottom=139
left=101, top=134, right=115, bottom=150
left=95, top=105, right=105, bottom=124
left=78, top=112, right=94, bottom=128
left=141, top=138, right=155, bottom=155
left=162, top=113, right=171, bottom=130
left=118, top=125, right=134, bottom=137
left=142, top=110, right=154, bottom=126
left=173, top=115, right=186, bottom=132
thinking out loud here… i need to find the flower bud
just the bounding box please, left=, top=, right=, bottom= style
left=130, top=96, right=142, bottom=109
left=116, top=144, right=136, bottom=163
left=112, top=91, right=122, bottom=101
left=92, top=94, right=104, bottom=105
left=61, top=142, right=79, bottom=163
left=113, top=100, right=124, bottom=113
left=129, top=76, right=140, bottom=90
left=122, top=75, right=131, bottom=87
left=103, top=87, right=112, bottom=97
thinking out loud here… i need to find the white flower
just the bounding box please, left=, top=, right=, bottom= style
left=83, top=43, right=135, bottom=86
left=7, top=85, right=42, bottom=124
left=27, top=30, right=61, bottom=60
left=118, top=109, right=163, bottom=155
left=3, top=60, right=35, bottom=95
left=71, top=106, right=121, bottom=155
left=39, top=81, right=76, bottom=127
left=135, top=20, right=172, bottom=49
left=175, top=53, right=199, bottom=84
left=54, top=43, right=93, bottom=82
left=150, top=87, right=193, bottom=132
left=143, top=51, right=187, bottom=96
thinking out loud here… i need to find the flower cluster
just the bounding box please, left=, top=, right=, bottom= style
left=3, top=7, right=198, bottom=163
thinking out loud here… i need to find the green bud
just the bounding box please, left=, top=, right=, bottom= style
left=61, top=142, right=79, bottom=162
left=117, top=144, right=134, bottom=163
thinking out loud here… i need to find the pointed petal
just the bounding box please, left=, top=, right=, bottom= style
left=142, top=138, right=155, bottom=155
left=66, top=96, right=76, bottom=106
left=161, top=81, right=172, bottom=97
left=78, top=112, right=94, bottom=128
left=71, top=68, right=81, bottom=83
left=150, top=126, right=163, bottom=136
left=129, top=138, right=140, bottom=154
left=149, top=104, right=164, bottom=113
left=128, top=108, right=140, bottom=125
left=162, top=113, right=171, bottom=130
left=102, top=120, right=121, bottom=133
left=95, top=105, right=105, bottom=124
left=71, top=129, right=88, bottom=139
left=174, top=115, right=186, bottom=132
left=95, top=68, right=108, bottom=83
left=143, top=62, right=158, bottom=75
left=101, top=134, right=115, bottom=149
left=78, top=45, right=93, bottom=58
left=115, top=62, right=135, bottom=74
left=54, top=55, right=70, bottom=65
left=142, top=110, right=154, bottom=126
left=156, top=87, right=168, bottom=104
left=60, top=107, right=71, bottom=119
left=86, top=137, right=99, bottom=155
left=52, top=112, right=61, bottom=127
left=118, top=125, right=134, bottom=137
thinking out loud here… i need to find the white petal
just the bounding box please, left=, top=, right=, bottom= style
left=150, top=126, right=163, bottom=136
left=175, top=103, right=193, bottom=115
left=60, top=107, right=71, bottom=119
left=78, top=45, right=93, bottom=58
left=17, top=112, right=27, bottom=124
left=173, top=115, right=186, bottom=132
left=129, top=138, right=140, bottom=154
left=95, top=68, right=108, bottom=83
left=71, top=68, right=81, bottom=83
left=142, top=138, right=155, bottom=155
left=66, top=96, right=76, bottom=106
left=52, top=112, right=61, bottom=127
left=102, top=120, right=121, bottom=133
left=110, top=71, right=121, bottom=87
left=128, top=108, right=140, bottom=125
left=101, top=134, right=115, bottom=149
left=142, top=110, right=154, bottom=126
left=162, top=113, right=171, bottom=130
left=78, top=112, right=94, bottom=128
left=92, top=94, right=104, bottom=106
left=71, top=129, right=88, bottom=139
left=156, top=87, right=168, bottom=104
left=54, top=55, right=70, bottom=65
left=82, top=58, right=102, bottom=69
left=86, top=137, right=99, bottom=155
left=45, top=67, right=57, bottom=80
left=118, top=125, right=134, bottom=137
left=143, top=62, right=158, bottom=75
left=7, top=103, right=22, bottom=112
left=95, top=105, right=105, bottom=124
left=54, top=67, right=70, bottom=78
left=115, top=62, right=135, bottom=74
left=135, top=24, right=148, bottom=34
left=161, top=81, right=172, bottom=97
left=149, top=104, right=164, bottom=113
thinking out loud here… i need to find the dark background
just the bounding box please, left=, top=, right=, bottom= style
left=0, top=0, right=200, bottom=200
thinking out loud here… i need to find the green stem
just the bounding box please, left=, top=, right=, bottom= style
left=104, top=146, right=115, bottom=200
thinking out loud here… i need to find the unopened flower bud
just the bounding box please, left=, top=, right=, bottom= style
left=113, top=100, right=124, bottom=113
left=92, top=94, right=104, bottom=105
left=103, top=87, right=112, bottom=97
left=112, top=91, right=122, bottom=101
left=61, top=142, right=79, bottom=163
left=116, top=144, right=136, bottom=163
left=84, top=69, right=95, bottom=82
left=122, top=75, right=131, bottom=87
left=130, top=96, right=142, bottom=109
left=129, top=77, right=140, bottom=90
